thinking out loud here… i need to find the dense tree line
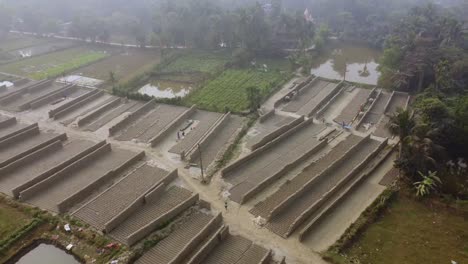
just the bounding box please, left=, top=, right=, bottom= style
left=0, top=0, right=316, bottom=54
left=382, top=4, right=468, bottom=198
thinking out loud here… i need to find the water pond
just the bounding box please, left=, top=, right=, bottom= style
left=310, top=42, right=382, bottom=85
left=138, top=80, right=192, bottom=99
left=15, top=244, right=80, bottom=264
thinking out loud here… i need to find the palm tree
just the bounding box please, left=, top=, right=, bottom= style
left=414, top=171, right=441, bottom=197
left=387, top=108, right=416, bottom=157
left=404, top=134, right=441, bottom=174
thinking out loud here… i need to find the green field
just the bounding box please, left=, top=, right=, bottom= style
left=341, top=191, right=468, bottom=264
left=0, top=203, right=31, bottom=241
left=0, top=47, right=109, bottom=80
left=162, top=51, right=231, bottom=74
left=187, top=68, right=288, bottom=112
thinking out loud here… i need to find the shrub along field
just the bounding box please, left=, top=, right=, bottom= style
left=339, top=189, right=468, bottom=264
left=0, top=46, right=109, bottom=80
left=187, top=68, right=289, bottom=112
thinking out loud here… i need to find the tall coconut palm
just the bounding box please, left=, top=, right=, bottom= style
left=387, top=108, right=416, bottom=157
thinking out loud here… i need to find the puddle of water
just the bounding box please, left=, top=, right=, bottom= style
left=138, top=80, right=192, bottom=99
left=15, top=244, right=80, bottom=264
left=310, top=42, right=382, bottom=85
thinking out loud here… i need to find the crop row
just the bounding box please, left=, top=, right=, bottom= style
left=188, top=69, right=286, bottom=112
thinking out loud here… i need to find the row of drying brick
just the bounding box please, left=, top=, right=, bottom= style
left=222, top=120, right=328, bottom=204
left=255, top=135, right=385, bottom=238
left=0, top=116, right=283, bottom=263
left=0, top=79, right=92, bottom=112
left=250, top=134, right=363, bottom=219
left=281, top=77, right=344, bottom=117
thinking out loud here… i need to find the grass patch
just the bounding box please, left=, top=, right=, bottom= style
left=0, top=218, right=43, bottom=255
left=326, top=187, right=468, bottom=264
left=0, top=47, right=109, bottom=80
left=187, top=68, right=289, bottom=112
left=162, top=51, right=231, bottom=74
left=0, top=203, right=32, bottom=243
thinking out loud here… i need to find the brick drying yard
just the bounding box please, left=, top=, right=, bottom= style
left=0, top=34, right=408, bottom=264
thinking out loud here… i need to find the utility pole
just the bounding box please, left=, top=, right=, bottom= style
left=198, top=143, right=205, bottom=183
left=343, top=60, right=348, bottom=81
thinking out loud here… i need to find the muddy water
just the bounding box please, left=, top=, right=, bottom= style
left=310, top=42, right=382, bottom=85
left=138, top=80, right=192, bottom=99
left=15, top=244, right=80, bottom=264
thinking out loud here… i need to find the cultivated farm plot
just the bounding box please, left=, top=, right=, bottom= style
left=1, top=40, right=78, bottom=64
left=188, top=69, right=288, bottom=112
left=0, top=47, right=109, bottom=80
left=72, top=49, right=162, bottom=84
left=0, top=34, right=52, bottom=53
left=162, top=51, right=231, bottom=74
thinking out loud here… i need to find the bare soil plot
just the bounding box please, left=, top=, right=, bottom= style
left=73, top=164, right=170, bottom=230
left=72, top=49, right=161, bottom=84
left=135, top=210, right=216, bottom=264
left=168, top=110, right=223, bottom=155
left=335, top=88, right=372, bottom=125
left=192, top=115, right=245, bottom=168
left=116, top=104, right=188, bottom=142
left=264, top=137, right=382, bottom=238
left=82, top=100, right=144, bottom=132
left=246, top=114, right=296, bottom=150
left=0, top=139, right=95, bottom=196
left=109, top=186, right=194, bottom=243
left=225, top=122, right=327, bottom=204
left=24, top=147, right=139, bottom=212
left=202, top=235, right=269, bottom=264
